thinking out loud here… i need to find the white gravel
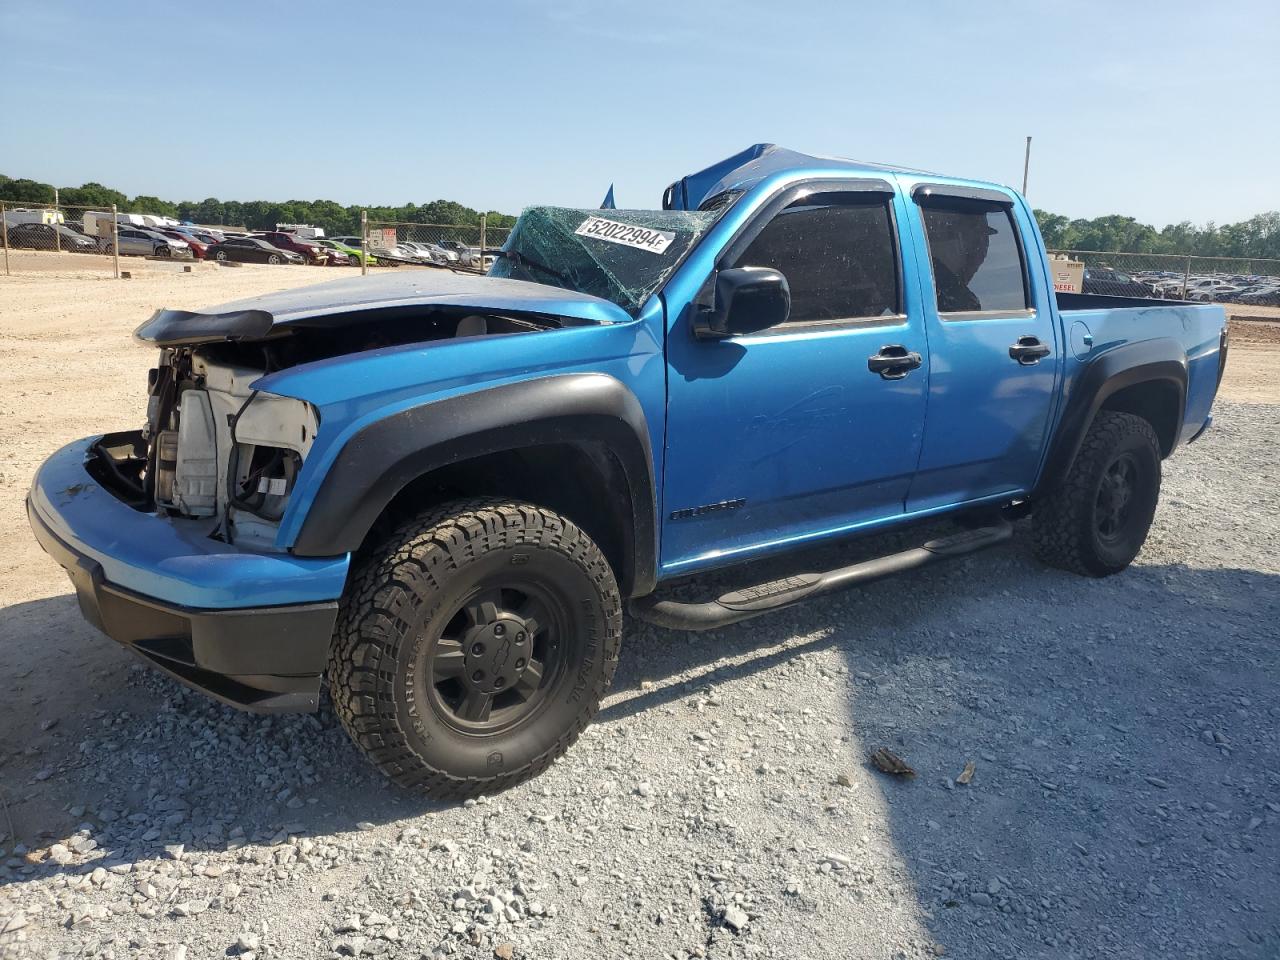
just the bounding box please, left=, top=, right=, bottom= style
left=1, top=399, right=1277, bottom=960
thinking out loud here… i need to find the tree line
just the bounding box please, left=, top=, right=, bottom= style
left=3, top=171, right=1278, bottom=260
left=0, top=174, right=517, bottom=236
left=1033, top=209, right=1280, bottom=261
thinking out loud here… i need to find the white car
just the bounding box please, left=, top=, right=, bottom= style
left=1185, top=278, right=1240, bottom=302
left=399, top=241, right=453, bottom=265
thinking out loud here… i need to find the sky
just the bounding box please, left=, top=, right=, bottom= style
left=2, top=0, right=1277, bottom=226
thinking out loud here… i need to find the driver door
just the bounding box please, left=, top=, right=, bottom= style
left=660, top=181, right=930, bottom=574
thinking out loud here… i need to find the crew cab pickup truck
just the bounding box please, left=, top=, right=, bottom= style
left=29, top=144, right=1227, bottom=798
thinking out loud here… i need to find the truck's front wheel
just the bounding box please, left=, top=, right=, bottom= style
left=329, top=499, right=622, bottom=798
left=1032, top=411, right=1162, bottom=577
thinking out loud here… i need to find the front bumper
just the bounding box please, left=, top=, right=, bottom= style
left=27, top=435, right=350, bottom=712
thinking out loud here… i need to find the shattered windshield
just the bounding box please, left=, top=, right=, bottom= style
left=489, top=206, right=721, bottom=314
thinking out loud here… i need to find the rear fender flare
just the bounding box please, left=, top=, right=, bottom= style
left=1036, top=338, right=1187, bottom=496
left=290, top=373, right=657, bottom=596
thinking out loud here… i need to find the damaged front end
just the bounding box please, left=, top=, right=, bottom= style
left=31, top=255, right=669, bottom=713
left=120, top=269, right=629, bottom=549
left=140, top=347, right=319, bottom=548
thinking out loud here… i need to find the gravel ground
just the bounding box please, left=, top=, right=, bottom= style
left=1, top=273, right=1277, bottom=959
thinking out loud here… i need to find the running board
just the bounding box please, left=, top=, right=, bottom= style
left=630, top=521, right=1013, bottom=632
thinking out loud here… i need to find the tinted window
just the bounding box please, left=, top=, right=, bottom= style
left=920, top=200, right=1028, bottom=313
left=732, top=194, right=899, bottom=323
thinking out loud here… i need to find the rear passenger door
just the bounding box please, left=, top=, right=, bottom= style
left=903, top=183, right=1060, bottom=512
left=661, top=180, right=930, bottom=573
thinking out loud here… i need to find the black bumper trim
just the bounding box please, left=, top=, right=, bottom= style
left=28, top=498, right=338, bottom=714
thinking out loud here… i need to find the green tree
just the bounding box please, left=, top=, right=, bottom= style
left=1032, top=210, right=1070, bottom=248
left=0, top=177, right=56, bottom=204
left=59, top=182, right=128, bottom=209
left=129, top=195, right=180, bottom=217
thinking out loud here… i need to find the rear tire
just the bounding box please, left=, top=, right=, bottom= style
left=1032, top=411, right=1162, bottom=577
left=328, top=499, right=622, bottom=798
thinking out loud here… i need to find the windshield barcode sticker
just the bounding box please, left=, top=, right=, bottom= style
left=574, top=217, right=675, bottom=255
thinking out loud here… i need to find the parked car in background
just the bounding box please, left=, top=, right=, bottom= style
left=115, top=228, right=191, bottom=258
left=5, top=222, right=98, bottom=252
left=1185, top=278, right=1241, bottom=302
left=426, top=242, right=459, bottom=263
left=436, top=239, right=469, bottom=258
left=206, top=237, right=304, bottom=264
left=312, top=238, right=373, bottom=266
left=64, top=224, right=116, bottom=253
left=275, top=223, right=325, bottom=239
left=254, top=231, right=329, bottom=265
left=159, top=229, right=209, bottom=259
left=1238, top=285, right=1280, bottom=306
left=1141, top=276, right=1187, bottom=299
left=171, top=226, right=224, bottom=246
left=330, top=235, right=411, bottom=265
left=319, top=246, right=352, bottom=266
left=399, top=241, right=445, bottom=264
left=1081, top=267, right=1152, bottom=298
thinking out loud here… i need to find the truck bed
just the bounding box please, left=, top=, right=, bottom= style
left=1053, top=291, right=1227, bottom=452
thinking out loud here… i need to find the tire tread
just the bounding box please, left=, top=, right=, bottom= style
left=328, top=498, right=621, bottom=799
left=1032, top=411, right=1161, bottom=577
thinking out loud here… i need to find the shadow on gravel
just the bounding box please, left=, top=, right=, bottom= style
left=838, top=541, right=1280, bottom=960
left=613, top=523, right=1279, bottom=959
left=0, top=595, right=447, bottom=890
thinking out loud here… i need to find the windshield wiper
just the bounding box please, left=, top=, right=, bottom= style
left=492, top=249, right=572, bottom=286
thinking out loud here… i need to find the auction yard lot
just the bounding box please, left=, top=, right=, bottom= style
left=0, top=266, right=1277, bottom=959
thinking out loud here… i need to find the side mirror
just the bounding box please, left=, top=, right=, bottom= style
left=695, top=267, right=790, bottom=340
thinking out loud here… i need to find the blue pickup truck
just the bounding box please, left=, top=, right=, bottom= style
left=29, top=145, right=1227, bottom=797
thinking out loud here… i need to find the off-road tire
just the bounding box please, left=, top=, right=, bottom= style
left=1032, top=411, right=1162, bottom=577
left=329, top=499, right=622, bottom=798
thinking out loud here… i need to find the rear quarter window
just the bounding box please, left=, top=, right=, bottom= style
left=919, top=199, right=1029, bottom=314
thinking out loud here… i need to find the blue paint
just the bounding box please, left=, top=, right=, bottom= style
left=29, top=438, right=348, bottom=608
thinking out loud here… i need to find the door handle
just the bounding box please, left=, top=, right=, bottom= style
left=867, top=344, right=923, bottom=380
left=1009, top=335, right=1051, bottom=365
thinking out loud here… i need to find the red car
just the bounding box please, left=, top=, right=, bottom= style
left=159, top=229, right=210, bottom=259
left=255, top=231, right=329, bottom=265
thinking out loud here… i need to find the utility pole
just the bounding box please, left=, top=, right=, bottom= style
left=360, top=210, right=368, bottom=277
left=1022, top=136, right=1032, bottom=197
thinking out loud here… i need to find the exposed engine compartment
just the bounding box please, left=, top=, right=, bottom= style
left=124, top=308, right=556, bottom=548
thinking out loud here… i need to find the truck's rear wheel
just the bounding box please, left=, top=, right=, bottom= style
left=1032, top=411, right=1162, bottom=577
left=329, top=499, right=622, bottom=798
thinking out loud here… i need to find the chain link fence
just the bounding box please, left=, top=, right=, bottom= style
left=0, top=201, right=511, bottom=281
left=1, top=201, right=126, bottom=277
left=1048, top=249, right=1280, bottom=307
left=13, top=201, right=1272, bottom=311
left=360, top=215, right=512, bottom=275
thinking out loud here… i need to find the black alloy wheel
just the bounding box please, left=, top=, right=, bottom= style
left=419, top=582, right=563, bottom=733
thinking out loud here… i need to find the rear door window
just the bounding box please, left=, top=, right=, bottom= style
left=919, top=199, right=1029, bottom=314
left=732, top=193, right=901, bottom=324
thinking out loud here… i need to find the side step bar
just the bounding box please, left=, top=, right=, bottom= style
left=630, top=521, right=1013, bottom=632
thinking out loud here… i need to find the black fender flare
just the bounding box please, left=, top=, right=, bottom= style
left=1035, top=338, right=1187, bottom=497
left=291, top=373, right=657, bottom=596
